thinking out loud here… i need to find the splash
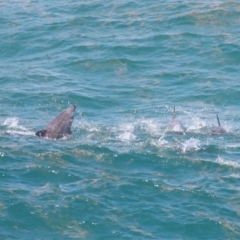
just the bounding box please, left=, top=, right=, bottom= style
left=138, top=119, right=162, bottom=136
left=181, top=138, right=201, bottom=153
left=151, top=137, right=169, bottom=148
left=3, top=117, right=19, bottom=128
left=118, top=131, right=136, bottom=142
left=186, top=117, right=207, bottom=133
left=2, top=117, right=35, bottom=136
left=117, top=123, right=136, bottom=142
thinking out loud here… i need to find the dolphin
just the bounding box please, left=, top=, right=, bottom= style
left=211, top=115, right=226, bottom=135
left=166, top=106, right=184, bottom=134
left=36, top=105, right=76, bottom=139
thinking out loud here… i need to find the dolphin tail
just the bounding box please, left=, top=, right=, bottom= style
left=36, top=129, right=47, bottom=137
left=216, top=115, right=221, bottom=127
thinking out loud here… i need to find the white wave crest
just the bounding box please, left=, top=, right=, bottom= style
left=216, top=156, right=240, bottom=169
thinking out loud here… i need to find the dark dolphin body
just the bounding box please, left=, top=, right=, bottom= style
left=36, top=105, right=76, bottom=139
left=166, top=106, right=184, bottom=134
left=211, top=115, right=226, bottom=135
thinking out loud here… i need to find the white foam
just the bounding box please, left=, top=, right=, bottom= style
left=4, top=130, right=35, bottom=136
left=216, top=156, right=240, bottom=169
left=186, top=117, right=207, bottom=132
left=3, top=117, right=19, bottom=128
left=2, top=117, right=35, bottom=136
left=74, top=119, right=100, bottom=133
left=138, top=119, right=162, bottom=136
left=152, top=137, right=169, bottom=148
left=118, top=123, right=134, bottom=132
left=116, top=123, right=136, bottom=142
left=181, top=138, right=201, bottom=153
left=118, top=131, right=136, bottom=142
left=225, top=143, right=240, bottom=149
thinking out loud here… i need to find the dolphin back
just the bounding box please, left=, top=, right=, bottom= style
left=211, top=115, right=226, bottom=135
left=166, top=106, right=184, bottom=133
left=212, top=126, right=227, bottom=135
left=36, top=105, right=76, bottom=140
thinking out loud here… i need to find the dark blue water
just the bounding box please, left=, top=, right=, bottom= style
left=1, top=1, right=240, bottom=239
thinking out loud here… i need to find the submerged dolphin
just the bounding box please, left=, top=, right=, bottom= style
left=166, top=106, right=184, bottom=134
left=211, top=115, right=226, bottom=135
left=36, top=105, right=76, bottom=139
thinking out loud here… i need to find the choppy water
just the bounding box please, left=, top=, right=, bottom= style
left=1, top=1, right=240, bottom=239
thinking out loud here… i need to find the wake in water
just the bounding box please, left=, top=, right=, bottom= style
left=0, top=106, right=237, bottom=155
left=73, top=114, right=235, bottom=154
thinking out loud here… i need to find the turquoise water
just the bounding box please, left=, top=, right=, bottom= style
left=1, top=1, right=240, bottom=239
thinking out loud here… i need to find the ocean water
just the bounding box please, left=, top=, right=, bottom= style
left=1, top=0, right=240, bottom=239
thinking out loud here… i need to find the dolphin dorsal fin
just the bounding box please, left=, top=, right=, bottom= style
left=217, top=115, right=221, bottom=127
left=173, top=106, right=176, bottom=119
